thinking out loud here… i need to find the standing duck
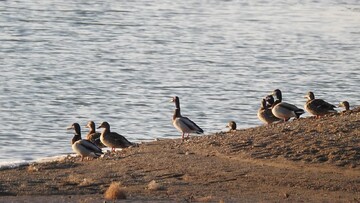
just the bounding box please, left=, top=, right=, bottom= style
left=97, top=121, right=133, bottom=152
left=171, top=96, right=204, bottom=141
left=271, top=89, right=305, bottom=122
left=304, top=91, right=337, bottom=118
left=258, top=97, right=281, bottom=125
left=85, top=121, right=106, bottom=148
left=67, top=123, right=103, bottom=161
left=338, top=101, right=350, bottom=111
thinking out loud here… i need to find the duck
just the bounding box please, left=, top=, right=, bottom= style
left=265, top=94, right=275, bottom=108
left=67, top=123, right=103, bottom=161
left=271, top=89, right=305, bottom=122
left=304, top=91, right=337, bottom=118
left=338, top=101, right=350, bottom=111
left=258, top=97, right=281, bottom=125
left=85, top=121, right=106, bottom=148
left=226, top=121, right=237, bottom=131
left=171, top=96, right=204, bottom=141
left=97, top=121, right=133, bottom=152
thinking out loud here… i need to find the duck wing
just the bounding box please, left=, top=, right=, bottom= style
left=87, top=132, right=106, bottom=148
left=275, top=102, right=305, bottom=118
left=110, top=133, right=133, bottom=147
left=78, top=140, right=103, bottom=155
left=180, top=116, right=204, bottom=134
left=310, top=99, right=336, bottom=112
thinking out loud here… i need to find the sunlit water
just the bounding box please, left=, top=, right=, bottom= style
left=0, top=0, right=359, bottom=166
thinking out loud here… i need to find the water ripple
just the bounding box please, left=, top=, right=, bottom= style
left=0, top=0, right=359, bottom=164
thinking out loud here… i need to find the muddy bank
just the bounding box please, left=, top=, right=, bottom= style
left=0, top=108, right=359, bottom=202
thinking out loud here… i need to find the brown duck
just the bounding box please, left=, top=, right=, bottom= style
left=258, top=96, right=281, bottom=124
left=304, top=91, right=337, bottom=118
left=97, top=121, right=134, bottom=152
left=85, top=121, right=106, bottom=148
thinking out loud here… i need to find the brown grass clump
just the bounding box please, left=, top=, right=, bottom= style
left=27, top=164, right=39, bottom=172
left=147, top=180, right=165, bottom=191
left=104, top=182, right=127, bottom=200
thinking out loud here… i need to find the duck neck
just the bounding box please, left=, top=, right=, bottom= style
left=102, top=127, right=110, bottom=135
left=173, top=108, right=181, bottom=120
left=88, top=127, right=96, bottom=134
left=273, top=99, right=281, bottom=107
left=72, top=134, right=81, bottom=144
left=308, top=92, right=315, bottom=101
left=175, top=98, right=180, bottom=109
left=275, top=92, right=282, bottom=103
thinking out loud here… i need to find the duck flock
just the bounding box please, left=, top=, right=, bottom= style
left=67, top=89, right=351, bottom=161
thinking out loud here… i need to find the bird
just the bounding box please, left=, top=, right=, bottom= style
left=304, top=91, right=337, bottom=118
left=67, top=123, right=103, bottom=161
left=226, top=121, right=237, bottom=131
left=258, top=97, right=281, bottom=125
left=85, top=121, right=106, bottom=148
left=265, top=94, right=276, bottom=108
left=97, top=121, right=134, bottom=152
left=171, top=96, right=204, bottom=141
left=271, top=89, right=305, bottom=122
left=338, top=101, right=350, bottom=111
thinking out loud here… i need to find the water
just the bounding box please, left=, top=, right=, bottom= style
left=0, top=0, right=359, bottom=166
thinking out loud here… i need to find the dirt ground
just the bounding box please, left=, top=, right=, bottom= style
left=0, top=108, right=359, bottom=203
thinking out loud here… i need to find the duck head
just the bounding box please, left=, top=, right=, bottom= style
left=339, top=101, right=350, bottom=111
left=97, top=121, right=110, bottom=130
left=85, top=121, right=96, bottom=130
left=67, top=123, right=81, bottom=135
left=226, top=121, right=237, bottom=131
left=305, top=91, right=315, bottom=101
left=265, top=95, right=275, bottom=107
left=171, top=96, right=180, bottom=109
left=272, top=89, right=282, bottom=101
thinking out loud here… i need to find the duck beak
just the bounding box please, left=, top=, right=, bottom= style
left=66, top=126, right=73, bottom=130
left=97, top=125, right=102, bottom=129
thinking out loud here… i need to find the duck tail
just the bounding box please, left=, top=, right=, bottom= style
left=295, top=109, right=305, bottom=118
left=196, top=128, right=204, bottom=134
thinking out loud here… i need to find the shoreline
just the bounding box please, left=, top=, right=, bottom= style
left=0, top=108, right=359, bottom=202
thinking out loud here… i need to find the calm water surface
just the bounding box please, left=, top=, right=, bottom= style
left=0, top=0, right=359, bottom=166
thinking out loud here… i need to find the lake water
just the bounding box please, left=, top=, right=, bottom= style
left=0, top=0, right=359, bottom=166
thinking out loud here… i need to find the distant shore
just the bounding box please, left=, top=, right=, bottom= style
left=0, top=107, right=359, bottom=202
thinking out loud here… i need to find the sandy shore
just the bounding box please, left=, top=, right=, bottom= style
left=0, top=107, right=359, bottom=202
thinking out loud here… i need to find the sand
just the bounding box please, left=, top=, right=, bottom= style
left=0, top=108, right=359, bottom=202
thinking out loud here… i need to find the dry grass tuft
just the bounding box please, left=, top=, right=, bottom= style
left=104, top=182, right=127, bottom=200
left=27, top=164, right=39, bottom=172
left=147, top=180, right=165, bottom=191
